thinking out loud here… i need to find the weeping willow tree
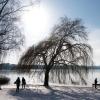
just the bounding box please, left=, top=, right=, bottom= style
left=18, top=17, right=93, bottom=87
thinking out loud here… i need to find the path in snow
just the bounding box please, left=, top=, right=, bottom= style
left=0, top=85, right=100, bottom=100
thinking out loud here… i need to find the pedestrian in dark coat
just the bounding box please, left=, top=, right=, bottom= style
left=22, top=77, right=26, bottom=89
left=14, top=77, right=20, bottom=92
left=94, top=78, right=97, bottom=89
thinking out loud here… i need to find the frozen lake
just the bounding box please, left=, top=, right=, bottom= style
left=0, top=68, right=100, bottom=86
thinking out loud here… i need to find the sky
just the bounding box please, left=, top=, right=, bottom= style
left=5, top=0, right=100, bottom=65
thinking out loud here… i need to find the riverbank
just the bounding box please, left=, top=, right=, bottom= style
left=0, top=85, right=100, bottom=100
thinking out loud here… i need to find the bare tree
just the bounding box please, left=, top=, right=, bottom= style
left=18, top=17, right=93, bottom=87
left=0, top=0, right=24, bottom=62
left=0, top=0, right=40, bottom=62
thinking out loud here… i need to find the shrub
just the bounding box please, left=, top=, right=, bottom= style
left=0, top=76, right=10, bottom=90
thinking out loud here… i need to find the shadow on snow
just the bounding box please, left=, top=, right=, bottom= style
left=7, top=85, right=100, bottom=100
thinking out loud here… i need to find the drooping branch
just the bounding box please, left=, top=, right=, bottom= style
left=18, top=17, right=93, bottom=86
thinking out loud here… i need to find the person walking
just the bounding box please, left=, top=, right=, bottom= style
left=94, top=78, right=97, bottom=89
left=22, top=77, right=26, bottom=89
left=14, top=77, right=20, bottom=92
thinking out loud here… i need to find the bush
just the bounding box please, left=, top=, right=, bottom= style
left=0, top=76, right=10, bottom=89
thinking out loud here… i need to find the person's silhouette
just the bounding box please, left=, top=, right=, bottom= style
left=94, top=78, right=97, bottom=89
left=14, top=77, right=20, bottom=92
left=22, top=77, right=26, bottom=89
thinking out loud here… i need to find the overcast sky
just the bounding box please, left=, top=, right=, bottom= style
left=5, top=0, right=100, bottom=66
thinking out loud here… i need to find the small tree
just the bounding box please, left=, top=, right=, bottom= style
left=0, top=76, right=10, bottom=90
left=18, top=17, right=93, bottom=87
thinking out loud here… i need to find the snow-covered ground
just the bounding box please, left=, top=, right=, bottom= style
left=0, top=85, right=100, bottom=100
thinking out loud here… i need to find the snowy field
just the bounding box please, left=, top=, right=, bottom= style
left=0, top=85, right=100, bottom=100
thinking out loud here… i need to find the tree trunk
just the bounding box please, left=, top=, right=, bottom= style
left=44, top=69, right=50, bottom=87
